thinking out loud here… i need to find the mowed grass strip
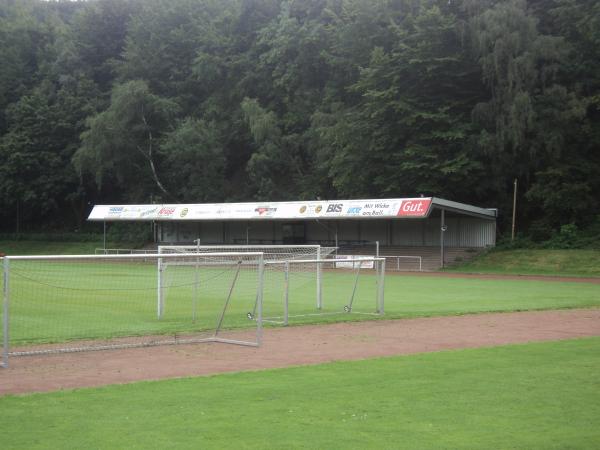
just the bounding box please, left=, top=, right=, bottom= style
left=0, top=240, right=130, bottom=256
left=2, top=338, right=600, bottom=449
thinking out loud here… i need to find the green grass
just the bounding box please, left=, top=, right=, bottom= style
left=449, top=249, right=600, bottom=277
left=0, top=240, right=139, bottom=256
left=2, top=338, right=599, bottom=449
left=1, top=259, right=599, bottom=346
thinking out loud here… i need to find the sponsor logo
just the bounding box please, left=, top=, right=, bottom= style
left=191, top=208, right=211, bottom=215
left=299, top=204, right=322, bottom=215
left=347, top=206, right=362, bottom=215
left=361, top=202, right=390, bottom=216
left=140, top=207, right=158, bottom=218
left=397, top=199, right=431, bottom=217
left=326, top=203, right=343, bottom=214
left=108, top=207, right=124, bottom=215
left=180, top=207, right=189, bottom=218
left=255, top=207, right=277, bottom=216
left=158, top=207, right=176, bottom=217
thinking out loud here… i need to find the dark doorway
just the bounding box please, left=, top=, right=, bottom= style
left=282, top=223, right=306, bottom=244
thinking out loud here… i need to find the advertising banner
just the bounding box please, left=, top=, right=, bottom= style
left=334, top=255, right=375, bottom=269
left=396, top=199, right=432, bottom=217
left=88, top=198, right=433, bottom=221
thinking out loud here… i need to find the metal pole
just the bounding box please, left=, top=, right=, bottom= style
left=2, top=258, right=9, bottom=368
left=440, top=209, right=446, bottom=269
left=284, top=261, right=289, bottom=326
left=335, top=225, right=338, bottom=256
left=193, top=239, right=200, bottom=323
left=215, top=260, right=243, bottom=337
left=345, top=264, right=362, bottom=312
left=378, top=259, right=385, bottom=314
left=103, top=221, right=107, bottom=253
left=316, top=247, right=322, bottom=309
left=193, top=260, right=199, bottom=323
left=157, top=257, right=164, bottom=319
left=375, top=257, right=380, bottom=311
left=256, top=255, right=264, bottom=345
left=512, top=178, right=517, bottom=241
left=375, top=241, right=379, bottom=258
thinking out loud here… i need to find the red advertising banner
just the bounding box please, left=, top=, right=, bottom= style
left=397, top=199, right=431, bottom=217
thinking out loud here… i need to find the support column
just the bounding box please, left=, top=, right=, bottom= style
left=440, top=209, right=446, bottom=268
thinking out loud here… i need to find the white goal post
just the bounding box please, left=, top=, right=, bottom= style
left=158, top=249, right=386, bottom=327
left=1, top=252, right=265, bottom=369
left=158, top=244, right=336, bottom=313
left=262, top=257, right=386, bottom=325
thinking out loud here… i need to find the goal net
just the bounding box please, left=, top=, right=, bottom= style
left=1, top=253, right=264, bottom=368
left=158, top=244, right=336, bottom=311
left=259, top=256, right=385, bottom=325
left=159, top=246, right=385, bottom=326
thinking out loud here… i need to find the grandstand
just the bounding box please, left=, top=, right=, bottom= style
left=88, top=197, right=497, bottom=270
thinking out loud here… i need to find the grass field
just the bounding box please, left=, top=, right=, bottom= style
left=1, top=337, right=599, bottom=449
left=0, top=240, right=134, bottom=256
left=1, top=257, right=599, bottom=347
left=449, top=248, right=600, bottom=277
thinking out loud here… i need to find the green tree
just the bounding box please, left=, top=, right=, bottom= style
left=162, top=117, right=226, bottom=202
left=74, top=80, right=180, bottom=202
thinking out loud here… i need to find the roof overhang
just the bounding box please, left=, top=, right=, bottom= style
left=87, top=197, right=496, bottom=222
left=430, top=197, right=497, bottom=220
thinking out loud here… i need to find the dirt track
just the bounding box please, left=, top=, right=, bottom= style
left=1, top=308, right=599, bottom=396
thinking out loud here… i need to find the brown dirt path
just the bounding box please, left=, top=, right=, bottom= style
left=1, top=308, right=599, bottom=396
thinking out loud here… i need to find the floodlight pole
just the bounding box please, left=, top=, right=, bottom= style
left=512, top=178, right=517, bottom=241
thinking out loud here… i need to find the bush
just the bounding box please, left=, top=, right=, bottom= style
left=498, top=216, right=600, bottom=250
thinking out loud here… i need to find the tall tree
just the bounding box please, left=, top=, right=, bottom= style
left=74, top=80, right=180, bottom=202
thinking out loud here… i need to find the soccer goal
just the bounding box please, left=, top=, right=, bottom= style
left=159, top=247, right=385, bottom=326
left=158, top=245, right=336, bottom=311
left=1, top=252, right=264, bottom=368
left=258, top=256, right=386, bottom=325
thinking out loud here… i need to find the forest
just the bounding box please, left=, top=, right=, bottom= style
left=0, top=0, right=599, bottom=242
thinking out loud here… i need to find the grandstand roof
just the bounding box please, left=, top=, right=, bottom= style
left=88, top=197, right=497, bottom=222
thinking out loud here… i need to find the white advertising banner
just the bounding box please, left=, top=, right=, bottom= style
left=334, top=255, right=375, bottom=269
left=87, top=198, right=433, bottom=221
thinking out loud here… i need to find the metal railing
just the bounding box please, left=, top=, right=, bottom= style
left=382, top=255, right=422, bottom=271
left=94, top=248, right=157, bottom=255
